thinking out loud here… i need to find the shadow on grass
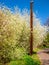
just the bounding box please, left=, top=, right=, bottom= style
left=28, top=51, right=37, bottom=55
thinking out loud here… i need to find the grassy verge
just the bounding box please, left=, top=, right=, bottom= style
left=31, top=48, right=41, bottom=65
left=7, top=55, right=41, bottom=65
left=6, top=48, right=41, bottom=65
left=31, top=54, right=41, bottom=65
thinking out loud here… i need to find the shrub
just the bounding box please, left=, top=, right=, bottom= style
left=0, top=7, right=47, bottom=53
left=7, top=55, right=40, bottom=65
left=0, top=6, right=47, bottom=64
left=0, top=46, right=26, bottom=64
left=0, top=8, right=29, bottom=64
left=23, top=55, right=40, bottom=65
left=10, top=48, right=26, bottom=60
left=39, top=32, right=49, bottom=48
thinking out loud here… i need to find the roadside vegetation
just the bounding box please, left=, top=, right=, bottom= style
left=0, top=6, right=48, bottom=65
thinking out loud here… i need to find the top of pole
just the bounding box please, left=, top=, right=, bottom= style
left=30, top=0, right=34, bottom=3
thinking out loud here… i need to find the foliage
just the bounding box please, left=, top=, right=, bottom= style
left=0, top=6, right=47, bottom=64
left=33, top=15, right=47, bottom=47
left=0, top=7, right=29, bottom=64
left=41, top=32, right=49, bottom=48
left=0, top=6, right=47, bottom=49
left=45, top=32, right=49, bottom=43
left=7, top=55, right=40, bottom=65
left=23, top=55, right=40, bottom=65
left=0, top=47, right=26, bottom=64
left=10, top=48, right=26, bottom=60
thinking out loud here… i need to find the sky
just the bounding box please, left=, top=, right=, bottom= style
left=0, top=0, right=49, bottom=25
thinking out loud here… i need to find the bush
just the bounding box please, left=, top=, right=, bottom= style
left=44, top=32, right=49, bottom=44
left=7, top=55, right=40, bottom=65
left=0, top=6, right=47, bottom=64
left=10, top=48, right=26, bottom=60
left=39, top=32, right=49, bottom=48
left=0, top=8, right=29, bottom=64
left=0, top=47, right=26, bottom=64
left=0, top=7, right=47, bottom=54
left=23, top=55, right=40, bottom=65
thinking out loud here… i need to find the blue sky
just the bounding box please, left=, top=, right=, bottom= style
left=0, top=0, right=49, bottom=24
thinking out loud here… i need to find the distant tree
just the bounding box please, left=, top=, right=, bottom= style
left=45, top=18, right=49, bottom=26
left=45, top=18, right=49, bottom=32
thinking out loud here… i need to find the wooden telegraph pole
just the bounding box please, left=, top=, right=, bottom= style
left=30, top=0, right=33, bottom=55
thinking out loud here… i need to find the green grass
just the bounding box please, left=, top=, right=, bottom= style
left=7, top=52, right=41, bottom=65
left=7, top=55, right=41, bottom=65
left=6, top=48, right=41, bottom=65
left=7, top=60, right=25, bottom=65
left=31, top=48, right=41, bottom=65
left=31, top=54, right=41, bottom=65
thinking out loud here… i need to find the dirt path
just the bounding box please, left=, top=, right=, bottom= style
left=37, top=49, right=49, bottom=65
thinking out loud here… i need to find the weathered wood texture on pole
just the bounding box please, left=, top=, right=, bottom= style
left=30, top=1, right=33, bottom=55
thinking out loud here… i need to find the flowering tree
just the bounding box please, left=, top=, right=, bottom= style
left=33, top=14, right=47, bottom=48
left=0, top=6, right=47, bottom=63
left=0, top=7, right=30, bottom=63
